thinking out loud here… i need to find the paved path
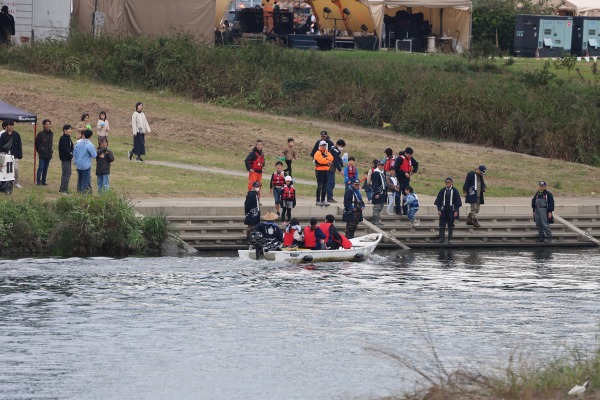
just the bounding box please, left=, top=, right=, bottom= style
left=140, top=161, right=600, bottom=208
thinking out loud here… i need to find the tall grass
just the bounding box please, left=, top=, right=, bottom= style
left=0, top=192, right=172, bottom=256
left=1, top=33, right=599, bottom=165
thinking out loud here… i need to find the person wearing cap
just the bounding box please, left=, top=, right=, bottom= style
left=343, top=179, right=365, bottom=239
left=463, top=165, right=487, bottom=228
left=244, top=181, right=262, bottom=239
left=252, top=211, right=284, bottom=258
left=0, top=119, right=23, bottom=188
left=326, top=139, right=345, bottom=203
left=245, top=139, right=265, bottom=195
left=532, top=181, right=554, bottom=243
left=370, top=160, right=387, bottom=226
left=434, top=177, right=462, bottom=244
left=314, top=140, right=333, bottom=206
left=280, top=175, right=296, bottom=224
left=309, top=130, right=334, bottom=157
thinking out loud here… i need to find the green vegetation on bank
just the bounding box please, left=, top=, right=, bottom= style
left=1, top=34, right=599, bottom=166
left=0, top=192, right=170, bottom=256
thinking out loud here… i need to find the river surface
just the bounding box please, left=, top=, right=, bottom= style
left=1, top=248, right=599, bottom=400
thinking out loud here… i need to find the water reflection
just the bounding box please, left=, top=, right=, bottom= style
left=0, top=249, right=599, bottom=400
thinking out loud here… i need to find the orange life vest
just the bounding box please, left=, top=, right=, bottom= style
left=303, top=226, right=317, bottom=248
left=283, top=229, right=297, bottom=247
left=251, top=151, right=265, bottom=172
left=272, top=172, right=285, bottom=187
left=319, top=222, right=332, bottom=242
left=384, top=156, right=395, bottom=172
left=331, top=233, right=352, bottom=249
left=398, top=155, right=412, bottom=174
left=282, top=184, right=295, bottom=200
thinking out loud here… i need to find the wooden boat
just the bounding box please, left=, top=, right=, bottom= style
left=238, top=233, right=383, bottom=263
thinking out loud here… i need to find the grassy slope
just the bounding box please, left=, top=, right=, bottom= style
left=1, top=68, right=599, bottom=200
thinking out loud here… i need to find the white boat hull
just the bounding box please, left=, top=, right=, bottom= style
left=238, top=233, right=383, bottom=263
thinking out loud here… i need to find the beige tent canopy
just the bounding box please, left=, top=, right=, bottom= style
left=365, top=0, right=472, bottom=49
left=306, top=0, right=377, bottom=35
left=556, top=0, right=600, bottom=16
left=72, top=0, right=215, bottom=44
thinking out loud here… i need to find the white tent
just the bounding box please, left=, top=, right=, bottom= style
left=364, top=0, right=472, bottom=49
left=559, top=0, right=600, bottom=16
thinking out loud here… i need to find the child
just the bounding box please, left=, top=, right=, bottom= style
left=361, top=172, right=372, bottom=203
left=97, top=111, right=110, bottom=145
left=283, top=217, right=303, bottom=248
left=403, top=185, right=420, bottom=226
left=269, top=161, right=286, bottom=216
left=385, top=169, right=399, bottom=215
left=95, top=139, right=114, bottom=193
left=280, top=175, right=296, bottom=223
left=281, top=137, right=297, bottom=177
left=303, top=217, right=326, bottom=250
left=343, top=156, right=359, bottom=186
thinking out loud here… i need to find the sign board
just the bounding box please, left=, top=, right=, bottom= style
left=94, top=11, right=105, bottom=27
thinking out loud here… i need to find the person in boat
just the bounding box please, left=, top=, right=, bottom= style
left=434, top=177, right=462, bottom=244
left=283, top=218, right=303, bottom=248
left=343, top=179, right=365, bottom=239
left=244, top=181, right=261, bottom=240
left=304, top=217, right=327, bottom=250
left=463, top=165, right=487, bottom=228
left=532, top=180, right=554, bottom=243
left=253, top=211, right=284, bottom=257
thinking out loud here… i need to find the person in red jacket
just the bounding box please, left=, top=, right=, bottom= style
left=304, top=217, right=326, bottom=250
left=269, top=161, right=286, bottom=216
left=245, top=140, right=265, bottom=195
left=280, top=175, right=296, bottom=224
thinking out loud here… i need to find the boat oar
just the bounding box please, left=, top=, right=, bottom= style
left=553, top=214, right=600, bottom=247
left=362, top=219, right=411, bottom=250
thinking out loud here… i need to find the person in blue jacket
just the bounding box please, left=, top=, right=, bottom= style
left=72, top=130, right=97, bottom=194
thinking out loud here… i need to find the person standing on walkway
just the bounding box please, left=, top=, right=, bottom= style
left=269, top=161, right=286, bottom=216
left=58, top=124, right=74, bottom=194
left=532, top=181, right=554, bottom=243
left=326, top=139, right=345, bottom=203
left=73, top=130, right=97, bottom=193
left=244, top=181, right=262, bottom=240
left=280, top=175, right=296, bottom=224
left=343, top=179, right=365, bottom=239
left=314, top=140, right=333, bottom=206
left=394, top=147, right=418, bottom=215
left=130, top=102, right=151, bottom=162
left=309, top=131, right=334, bottom=158
left=35, top=119, right=54, bottom=186
left=281, top=137, right=296, bottom=177
left=245, top=140, right=265, bottom=196
left=463, top=165, right=487, bottom=228
left=371, top=160, right=387, bottom=226
left=434, top=177, right=462, bottom=244
left=0, top=119, right=22, bottom=188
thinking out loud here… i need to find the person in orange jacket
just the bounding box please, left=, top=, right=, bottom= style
left=314, top=140, right=333, bottom=206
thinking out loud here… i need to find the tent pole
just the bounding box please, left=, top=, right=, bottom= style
left=33, top=122, right=37, bottom=184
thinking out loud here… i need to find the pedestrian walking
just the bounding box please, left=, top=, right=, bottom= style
left=281, top=137, right=296, bottom=176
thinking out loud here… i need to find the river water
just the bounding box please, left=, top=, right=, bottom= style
left=1, top=248, right=599, bottom=400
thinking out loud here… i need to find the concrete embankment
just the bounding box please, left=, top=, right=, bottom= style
left=133, top=197, right=600, bottom=251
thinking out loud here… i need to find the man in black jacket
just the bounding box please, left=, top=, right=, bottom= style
left=370, top=160, right=387, bottom=226
left=309, top=130, right=334, bottom=157
left=0, top=6, right=15, bottom=45
left=531, top=181, right=555, bottom=243
left=35, top=119, right=54, bottom=186
left=434, top=177, right=462, bottom=244
left=58, top=124, right=74, bottom=194
left=0, top=119, right=22, bottom=188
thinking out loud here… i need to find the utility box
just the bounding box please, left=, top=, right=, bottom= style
left=572, top=17, right=600, bottom=56
left=514, top=15, right=573, bottom=57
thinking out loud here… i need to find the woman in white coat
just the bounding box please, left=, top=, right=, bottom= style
left=129, top=102, right=151, bottom=162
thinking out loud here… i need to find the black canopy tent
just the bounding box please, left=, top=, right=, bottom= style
left=0, top=100, right=38, bottom=184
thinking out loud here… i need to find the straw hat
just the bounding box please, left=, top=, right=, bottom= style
left=263, top=212, right=278, bottom=221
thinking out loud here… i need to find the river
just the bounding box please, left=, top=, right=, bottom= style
left=1, top=248, right=599, bottom=400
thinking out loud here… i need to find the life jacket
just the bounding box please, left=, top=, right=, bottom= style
left=331, top=233, right=352, bottom=249
left=283, top=229, right=296, bottom=247
left=398, top=155, right=412, bottom=174
left=319, top=222, right=332, bottom=242
left=384, top=156, right=395, bottom=172
left=314, top=151, right=332, bottom=171
left=346, top=165, right=357, bottom=181
left=303, top=226, right=317, bottom=248
left=272, top=172, right=285, bottom=187
left=251, top=150, right=265, bottom=172
left=282, top=184, right=295, bottom=200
